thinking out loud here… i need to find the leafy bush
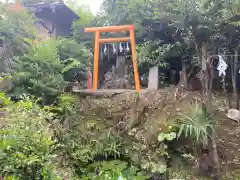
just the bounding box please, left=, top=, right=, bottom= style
left=0, top=94, right=61, bottom=179
left=7, top=40, right=65, bottom=103
left=57, top=38, right=91, bottom=82
left=48, top=94, right=131, bottom=177
left=81, top=160, right=149, bottom=180
left=5, top=39, right=88, bottom=104
left=1, top=93, right=130, bottom=179
left=54, top=120, right=125, bottom=175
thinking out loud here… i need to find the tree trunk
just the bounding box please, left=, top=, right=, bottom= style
left=211, top=130, right=221, bottom=180
left=207, top=57, right=221, bottom=180
left=222, top=75, right=231, bottom=108
left=200, top=43, right=209, bottom=96
left=207, top=57, right=213, bottom=112
left=181, top=58, right=188, bottom=88
left=231, top=49, right=238, bottom=109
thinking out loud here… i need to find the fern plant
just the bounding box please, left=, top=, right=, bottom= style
left=9, top=41, right=65, bottom=103
left=7, top=39, right=86, bottom=104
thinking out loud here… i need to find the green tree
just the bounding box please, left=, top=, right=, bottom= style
left=67, top=3, right=95, bottom=48
left=57, top=38, right=90, bottom=83
left=0, top=3, right=36, bottom=74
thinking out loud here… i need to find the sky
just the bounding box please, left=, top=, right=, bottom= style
left=0, top=0, right=103, bottom=14
left=78, top=0, right=103, bottom=14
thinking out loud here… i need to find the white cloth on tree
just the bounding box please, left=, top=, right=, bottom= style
left=217, top=55, right=228, bottom=76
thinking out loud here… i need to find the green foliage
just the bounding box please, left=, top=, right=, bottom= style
left=69, top=3, right=95, bottom=48
left=72, top=20, right=94, bottom=48
left=169, top=167, right=209, bottom=180
left=46, top=94, right=125, bottom=176
left=137, top=41, right=192, bottom=67
left=5, top=38, right=89, bottom=103
left=8, top=40, right=66, bottom=103
left=57, top=38, right=90, bottom=81
left=81, top=160, right=149, bottom=180
left=0, top=93, right=132, bottom=179
left=55, top=123, right=124, bottom=173
left=66, top=2, right=94, bottom=24
left=0, top=95, right=61, bottom=179
left=1, top=0, right=239, bottom=179
left=0, top=92, right=11, bottom=107
left=141, top=160, right=167, bottom=174
left=153, top=125, right=178, bottom=174
left=126, top=125, right=168, bottom=174
left=0, top=5, right=36, bottom=52
left=137, top=41, right=169, bottom=67
left=58, top=38, right=89, bottom=63
left=158, top=132, right=177, bottom=142
left=0, top=4, right=36, bottom=74
left=99, top=0, right=239, bottom=73
left=176, top=103, right=215, bottom=147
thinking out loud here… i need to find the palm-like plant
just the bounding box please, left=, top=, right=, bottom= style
left=177, top=102, right=215, bottom=147
left=175, top=102, right=216, bottom=175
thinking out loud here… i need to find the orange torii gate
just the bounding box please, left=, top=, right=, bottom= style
left=84, top=25, right=141, bottom=92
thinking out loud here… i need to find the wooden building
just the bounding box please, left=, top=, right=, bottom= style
left=7, top=1, right=79, bottom=41
left=27, top=1, right=79, bottom=40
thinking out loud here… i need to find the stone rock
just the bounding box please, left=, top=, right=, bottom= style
left=102, top=66, right=132, bottom=89
left=227, top=109, right=240, bottom=122
left=148, top=66, right=159, bottom=89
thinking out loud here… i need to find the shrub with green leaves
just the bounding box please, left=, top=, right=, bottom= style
left=81, top=160, right=149, bottom=180
left=0, top=94, right=61, bottom=179
left=57, top=38, right=91, bottom=82
left=5, top=39, right=88, bottom=104
left=48, top=94, right=131, bottom=177
left=8, top=40, right=65, bottom=103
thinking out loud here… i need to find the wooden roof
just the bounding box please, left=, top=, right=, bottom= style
left=8, top=1, right=79, bottom=28
left=26, top=1, right=79, bottom=27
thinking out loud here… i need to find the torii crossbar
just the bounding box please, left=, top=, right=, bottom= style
left=84, top=25, right=140, bottom=92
